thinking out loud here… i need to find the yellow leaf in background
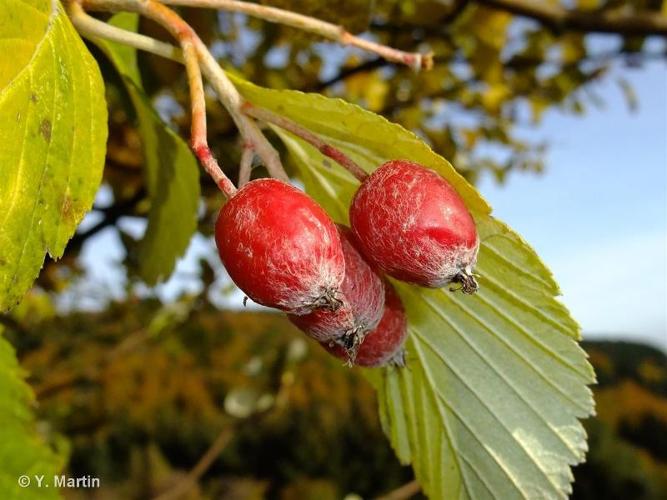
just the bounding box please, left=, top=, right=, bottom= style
left=577, top=0, right=602, bottom=10
left=471, top=43, right=504, bottom=83
left=364, top=78, right=389, bottom=112
left=470, top=6, right=512, bottom=49
left=396, top=107, right=423, bottom=131
left=344, top=72, right=389, bottom=112
left=561, top=33, right=586, bottom=64
left=482, top=83, right=511, bottom=114
left=462, top=128, right=479, bottom=149
left=530, top=97, right=550, bottom=123
left=638, top=360, right=667, bottom=385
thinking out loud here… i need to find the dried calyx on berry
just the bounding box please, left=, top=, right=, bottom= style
left=321, top=283, right=408, bottom=368
left=215, top=179, right=345, bottom=315
left=349, top=160, right=479, bottom=293
left=288, top=225, right=385, bottom=358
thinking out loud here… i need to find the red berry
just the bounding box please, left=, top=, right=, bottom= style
left=288, top=225, right=385, bottom=347
left=349, top=160, right=479, bottom=292
left=215, top=179, right=345, bottom=314
left=321, top=283, right=408, bottom=367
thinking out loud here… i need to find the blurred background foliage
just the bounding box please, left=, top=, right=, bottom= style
left=2, top=0, right=666, bottom=497
left=40, top=0, right=666, bottom=293
left=3, top=290, right=667, bottom=498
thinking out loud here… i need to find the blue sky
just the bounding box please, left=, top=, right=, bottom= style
left=477, top=60, right=666, bottom=349
left=70, top=57, right=666, bottom=350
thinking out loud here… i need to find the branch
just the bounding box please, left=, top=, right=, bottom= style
left=152, top=426, right=234, bottom=500
left=73, top=0, right=239, bottom=197
left=312, top=52, right=469, bottom=92
left=67, top=3, right=183, bottom=62
left=74, top=0, right=288, bottom=185
left=34, top=373, right=84, bottom=400
left=70, top=188, right=146, bottom=249
left=242, top=103, right=368, bottom=182
left=192, top=38, right=290, bottom=182
left=477, top=0, right=667, bottom=36
left=159, top=0, right=433, bottom=70
left=376, top=479, right=420, bottom=500
left=442, top=0, right=471, bottom=25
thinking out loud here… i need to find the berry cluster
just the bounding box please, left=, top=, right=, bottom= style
left=215, top=160, right=479, bottom=367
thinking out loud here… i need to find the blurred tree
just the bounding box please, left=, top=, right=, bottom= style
left=572, top=341, right=667, bottom=500
left=38, top=0, right=665, bottom=294
left=6, top=294, right=667, bottom=498
left=134, top=0, right=667, bottom=187
left=11, top=294, right=415, bottom=498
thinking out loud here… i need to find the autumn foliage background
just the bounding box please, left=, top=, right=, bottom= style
left=1, top=0, right=666, bottom=498
left=8, top=298, right=667, bottom=498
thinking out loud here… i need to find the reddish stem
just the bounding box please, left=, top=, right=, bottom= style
left=192, top=143, right=237, bottom=196
left=82, top=0, right=237, bottom=198
left=242, top=103, right=368, bottom=182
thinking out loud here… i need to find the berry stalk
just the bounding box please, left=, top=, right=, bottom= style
left=191, top=38, right=289, bottom=182
left=237, top=144, right=254, bottom=186
left=242, top=103, right=369, bottom=182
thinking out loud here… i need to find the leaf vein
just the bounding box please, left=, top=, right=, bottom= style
left=413, top=321, right=565, bottom=497
left=421, top=294, right=585, bottom=459
left=53, top=18, right=76, bottom=246
left=7, top=36, right=58, bottom=290
left=452, top=288, right=592, bottom=383
left=481, top=241, right=553, bottom=291
left=479, top=271, right=573, bottom=336
left=411, top=339, right=479, bottom=499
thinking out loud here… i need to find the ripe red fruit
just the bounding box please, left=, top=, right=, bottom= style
left=215, top=179, right=345, bottom=314
left=288, top=225, right=385, bottom=350
left=349, top=160, right=479, bottom=292
left=321, top=283, right=408, bottom=367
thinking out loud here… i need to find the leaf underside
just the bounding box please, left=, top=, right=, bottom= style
left=0, top=0, right=107, bottom=311
left=234, top=79, right=596, bottom=500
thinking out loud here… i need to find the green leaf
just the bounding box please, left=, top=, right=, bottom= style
left=0, top=331, right=60, bottom=499
left=234, top=79, right=595, bottom=499
left=93, top=13, right=200, bottom=285
left=0, top=0, right=107, bottom=311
